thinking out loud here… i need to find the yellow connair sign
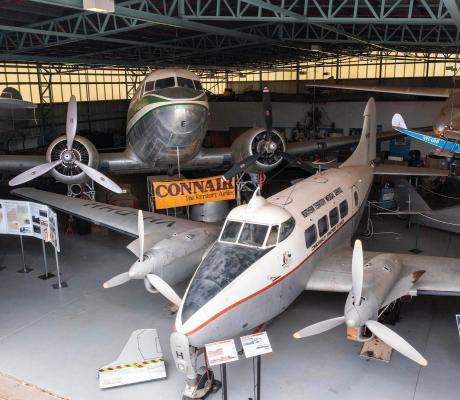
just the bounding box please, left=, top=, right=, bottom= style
left=152, top=176, right=235, bottom=209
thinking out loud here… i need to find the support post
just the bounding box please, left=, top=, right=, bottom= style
left=221, top=363, right=227, bottom=400
left=38, top=240, right=55, bottom=280
left=256, top=355, right=261, bottom=400
left=52, top=247, right=68, bottom=289
left=17, top=235, right=33, bottom=273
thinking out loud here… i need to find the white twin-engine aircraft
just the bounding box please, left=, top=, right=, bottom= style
left=14, top=98, right=460, bottom=399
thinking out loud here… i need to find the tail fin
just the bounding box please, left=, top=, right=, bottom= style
left=340, top=97, right=376, bottom=168
left=394, top=179, right=431, bottom=212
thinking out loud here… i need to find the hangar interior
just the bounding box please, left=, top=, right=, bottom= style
left=0, top=1, right=460, bottom=400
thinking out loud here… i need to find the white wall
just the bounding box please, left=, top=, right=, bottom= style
left=208, top=100, right=444, bottom=155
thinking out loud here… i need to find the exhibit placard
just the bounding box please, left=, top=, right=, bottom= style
left=152, top=175, right=235, bottom=209
left=0, top=199, right=59, bottom=250
left=205, top=339, right=239, bottom=366
left=240, top=331, right=273, bottom=358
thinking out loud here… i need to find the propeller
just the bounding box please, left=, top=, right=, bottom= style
left=293, top=240, right=428, bottom=366
left=352, top=239, right=364, bottom=305
left=103, top=272, right=130, bottom=288
left=146, top=274, right=182, bottom=307
left=103, top=209, right=147, bottom=288
left=9, top=96, right=123, bottom=194
left=222, top=87, right=316, bottom=181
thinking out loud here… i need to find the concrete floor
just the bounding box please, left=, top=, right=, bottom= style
left=0, top=214, right=459, bottom=400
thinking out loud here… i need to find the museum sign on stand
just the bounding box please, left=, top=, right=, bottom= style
left=0, top=199, right=66, bottom=288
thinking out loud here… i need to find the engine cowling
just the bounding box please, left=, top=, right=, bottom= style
left=230, top=127, right=286, bottom=173
left=46, top=135, right=99, bottom=185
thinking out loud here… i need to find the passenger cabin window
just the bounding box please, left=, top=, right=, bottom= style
left=177, top=77, right=195, bottom=89
left=144, top=81, right=155, bottom=93
left=329, top=207, right=339, bottom=228
left=354, top=191, right=359, bottom=207
left=305, top=225, right=317, bottom=248
left=239, top=223, right=269, bottom=247
left=339, top=200, right=348, bottom=219
left=266, top=225, right=279, bottom=247
left=279, top=217, right=295, bottom=242
left=193, top=80, right=203, bottom=90
left=318, top=215, right=329, bottom=237
left=155, top=77, right=175, bottom=90
left=220, top=220, right=242, bottom=243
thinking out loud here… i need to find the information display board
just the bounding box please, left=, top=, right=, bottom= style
left=205, top=339, right=239, bottom=366
left=0, top=199, right=59, bottom=251
left=240, top=332, right=273, bottom=358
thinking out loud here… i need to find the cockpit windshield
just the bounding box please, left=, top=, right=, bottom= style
left=177, top=77, right=195, bottom=89
left=238, top=223, right=268, bottom=247
left=219, top=220, right=284, bottom=248
left=155, top=77, right=175, bottom=90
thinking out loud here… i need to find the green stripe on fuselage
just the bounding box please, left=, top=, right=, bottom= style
left=127, top=93, right=207, bottom=123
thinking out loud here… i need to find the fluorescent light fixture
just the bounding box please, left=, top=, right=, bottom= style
left=83, top=0, right=114, bottom=13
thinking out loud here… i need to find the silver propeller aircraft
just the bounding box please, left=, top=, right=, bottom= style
left=393, top=178, right=460, bottom=235
left=3, top=68, right=401, bottom=192
left=14, top=97, right=460, bottom=399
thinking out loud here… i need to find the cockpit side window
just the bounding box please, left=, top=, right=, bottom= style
left=279, top=217, right=295, bottom=242
left=155, top=77, right=175, bottom=90
left=265, top=225, right=279, bottom=247
left=238, top=223, right=269, bottom=247
left=220, top=220, right=242, bottom=243
left=177, top=77, right=195, bottom=89
left=193, top=80, right=203, bottom=90
left=144, top=81, right=155, bottom=93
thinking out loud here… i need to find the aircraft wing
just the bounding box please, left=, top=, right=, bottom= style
left=306, top=246, right=460, bottom=296
left=306, top=82, right=451, bottom=98
left=286, top=131, right=399, bottom=156
left=11, top=187, right=215, bottom=240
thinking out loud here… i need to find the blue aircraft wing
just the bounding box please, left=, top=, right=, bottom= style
left=394, top=127, right=460, bottom=154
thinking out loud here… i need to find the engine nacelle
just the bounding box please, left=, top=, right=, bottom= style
left=46, top=135, right=99, bottom=185
left=230, top=127, right=286, bottom=173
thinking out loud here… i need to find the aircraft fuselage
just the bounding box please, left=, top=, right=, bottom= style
left=175, top=165, right=373, bottom=347
left=126, top=69, right=209, bottom=166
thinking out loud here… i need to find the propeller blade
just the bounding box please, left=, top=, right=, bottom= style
left=293, top=316, right=345, bottom=339
left=103, top=272, right=130, bottom=288
left=365, top=320, right=428, bottom=366
left=138, top=210, right=145, bottom=262
left=74, top=160, right=123, bottom=194
left=352, top=239, right=364, bottom=305
left=278, top=151, right=316, bottom=174
left=9, top=159, right=62, bottom=186
left=146, top=274, right=182, bottom=307
left=222, top=152, right=261, bottom=181
left=262, top=87, right=272, bottom=138
left=66, top=95, right=77, bottom=150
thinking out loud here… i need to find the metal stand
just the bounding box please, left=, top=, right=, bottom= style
left=220, top=364, right=227, bottom=400
left=16, top=235, right=33, bottom=273
left=256, top=355, right=261, bottom=400
left=52, top=247, right=67, bottom=289
left=409, top=223, right=423, bottom=254
left=38, top=239, right=55, bottom=280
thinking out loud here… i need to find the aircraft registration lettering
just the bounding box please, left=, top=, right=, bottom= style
left=82, top=202, right=175, bottom=226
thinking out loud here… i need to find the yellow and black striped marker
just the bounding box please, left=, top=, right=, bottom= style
left=99, top=358, right=163, bottom=372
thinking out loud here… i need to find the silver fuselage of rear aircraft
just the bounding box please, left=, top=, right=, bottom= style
left=125, top=68, right=208, bottom=166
